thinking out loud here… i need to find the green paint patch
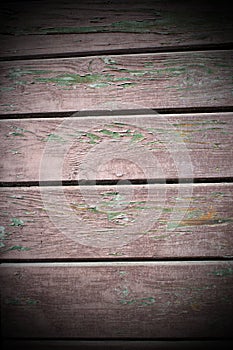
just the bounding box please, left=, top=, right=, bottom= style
left=99, top=129, right=121, bottom=138
left=119, top=271, right=127, bottom=276
left=108, top=252, right=125, bottom=256
left=0, top=226, right=6, bottom=238
left=43, top=133, right=66, bottom=143
left=120, top=299, right=136, bottom=305
left=8, top=131, right=25, bottom=137
left=8, top=68, right=52, bottom=80
left=1, top=224, right=30, bottom=252
left=107, top=211, right=131, bottom=224
left=120, top=297, right=156, bottom=306
left=0, top=226, right=10, bottom=249
left=7, top=245, right=31, bottom=251
left=144, top=62, right=154, bottom=68
left=167, top=222, right=179, bottom=230
left=5, top=298, right=22, bottom=305
left=25, top=298, right=39, bottom=305
left=5, top=297, right=38, bottom=305
left=10, top=218, right=24, bottom=227
left=111, top=20, right=160, bottom=33
left=9, top=195, right=24, bottom=199
left=47, top=19, right=159, bottom=34
left=10, top=149, right=21, bottom=155
left=131, top=201, right=147, bottom=209
left=0, top=86, right=15, bottom=92
left=212, top=267, right=233, bottom=277
left=89, top=82, right=110, bottom=88
left=85, top=132, right=101, bottom=144
left=101, top=192, right=125, bottom=205
left=103, top=57, right=117, bottom=65
left=36, top=73, right=107, bottom=86
left=6, top=18, right=168, bottom=36
left=122, top=287, right=130, bottom=297
left=152, top=234, right=169, bottom=240
left=163, top=208, right=173, bottom=213
left=101, top=191, right=119, bottom=197
left=8, top=126, right=32, bottom=138
left=131, top=132, right=145, bottom=142
left=41, top=26, right=102, bottom=34
left=88, top=206, right=102, bottom=214
left=211, top=191, right=225, bottom=197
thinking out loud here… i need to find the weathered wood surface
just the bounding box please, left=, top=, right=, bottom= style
left=0, top=51, right=232, bottom=115
left=0, top=0, right=232, bottom=59
left=0, top=184, right=232, bottom=259
left=1, top=113, right=233, bottom=182
left=2, top=340, right=233, bottom=350
left=1, top=262, right=233, bottom=338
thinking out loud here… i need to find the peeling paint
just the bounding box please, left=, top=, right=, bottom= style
left=212, top=268, right=233, bottom=277
left=5, top=297, right=39, bottom=305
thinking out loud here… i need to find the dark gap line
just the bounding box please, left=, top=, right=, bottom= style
left=2, top=336, right=233, bottom=341
left=1, top=257, right=233, bottom=264
left=1, top=106, right=233, bottom=120
left=1, top=177, right=233, bottom=188
left=1, top=42, right=233, bottom=62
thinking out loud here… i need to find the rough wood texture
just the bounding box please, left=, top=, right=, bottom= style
left=0, top=0, right=232, bottom=59
left=0, top=113, right=232, bottom=182
left=0, top=51, right=232, bottom=115
left=0, top=184, right=232, bottom=259
left=1, top=262, right=233, bottom=338
left=2, top=340, right=233, bottom=350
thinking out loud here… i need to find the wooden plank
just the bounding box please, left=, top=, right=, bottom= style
left=1, top=261, right=233, bottom=338
left=0, top=51, right=232, bottom=115
left=0, top=183, right=232, bottom=259
left=0, top=0, right=232, bottom=58
left=2, top=340, right=233, bottom=350
left=1, top=113, right=233, bottom=182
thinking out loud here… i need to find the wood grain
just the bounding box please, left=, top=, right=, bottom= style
left=0, top=183, right=232, bottom=259
left=2, top=340, right=233, bottom=350
left=0, top=0, right=232, bottom=58
left=1, top=0, right=232, bottom=346
left=1, top=261, right=233, bottom=338
left=1, top=113, right=233, bottom=182
left=0, top=51, right=232, bottom=115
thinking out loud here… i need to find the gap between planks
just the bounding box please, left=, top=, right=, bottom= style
left=2, top=260, right=233, bottom=268
left=1, top=178, right=233, bottom=188
left=1, top=107, right=233, bottom=120
left=1, top=43, right=233, bottom=62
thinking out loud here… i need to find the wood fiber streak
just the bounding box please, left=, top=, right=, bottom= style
left=0, top=113, right=232, bottom=182
left=1, top=262, right=233, bottom=338
left=0, top=184, right=232, bottom=259
left=0, top=0, right=232, bottom=58
left=0, top=51, right=232, bottom=115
